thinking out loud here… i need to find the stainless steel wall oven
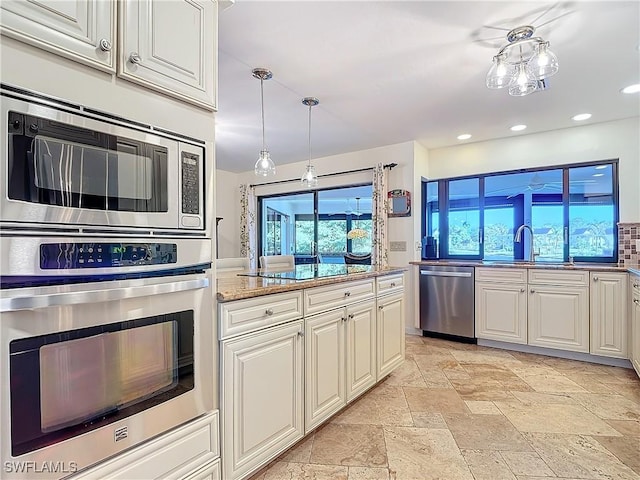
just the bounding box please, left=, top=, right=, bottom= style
left=1, top=85, right=215, bottom=480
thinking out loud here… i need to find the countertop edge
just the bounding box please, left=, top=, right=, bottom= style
left=217, top=266, right=408, bottom=302
left=410, top=260, right=639, bottom=274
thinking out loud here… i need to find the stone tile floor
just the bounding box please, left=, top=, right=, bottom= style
left=249, top=335, right=640, bottom=480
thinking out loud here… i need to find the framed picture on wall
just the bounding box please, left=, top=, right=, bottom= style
left=388, top=189, right=411, bottom=217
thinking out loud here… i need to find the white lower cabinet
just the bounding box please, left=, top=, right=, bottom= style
left=631, top=277, right=640, bottom=377
left=305, top=299, right=376, bottom=433
left=305, top=308, right=346, bottom=432
left=528, top=284, right=590, bottom=353
left=376, top=291, right=405, bottom=379
left=71, top=411, right=220, bottom=479
left=590, top=272, right=628, bottom=358
left=476, top=282, right=528, bottom=344
left=221, top=321, right=304, bottom=480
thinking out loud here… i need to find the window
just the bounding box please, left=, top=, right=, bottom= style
left=422, top=160, right=618, bottom=263
left=259, top=185, right=373, bottom=264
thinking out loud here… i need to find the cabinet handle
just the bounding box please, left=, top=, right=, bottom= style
left=633, top=283, right=639, bottom=288
left=378, top=305, right=384, bottom=310
left=634, top=299, right=640, bottom=305
left=341, top=317, right=346, bottom=322
left=297, top=330, right=304, bottom=337
left=390, top=282, right=396, bottom=287
left=348, top=314, right=354, bottom=319
left=99, top=38, right=112, bottom=52
left=593, top=276, right=599, bottom=282
left=344, top=291, right=351, bottom=297
left=265, top=308, right=274, bottom=316
left=129, top=52, right=142, bottom=64
left=530, top=289, right=536, bottom=294
left=520, top=288, right=525, bottom=293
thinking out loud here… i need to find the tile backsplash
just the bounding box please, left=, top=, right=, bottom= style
left=618, top=222, right=639, bottom=266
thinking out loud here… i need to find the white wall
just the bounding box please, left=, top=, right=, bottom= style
left=215, top=170, right=241, bottom=258
left=428, top=118, right=640, bottom=222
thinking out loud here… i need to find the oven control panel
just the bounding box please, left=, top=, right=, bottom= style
left=40, top=243, right=177, bottom=269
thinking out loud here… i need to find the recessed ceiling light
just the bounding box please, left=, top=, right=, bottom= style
left=593, top=173, right=604, bottom=177
left=572, top=113, right=592, bottom=121
left=594, top=165, right=607, bottom=170
left=621, top=83, right=640, bottom=94
left=510, top=124, right=527, bottom=132
left=457, top=134, right=472, bottom=140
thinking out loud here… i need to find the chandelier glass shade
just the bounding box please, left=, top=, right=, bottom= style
left=486, top=25, right=558, bottom=97
left=347, top=197, right=368, bottom=240
left=253, top=68, right=276, bottom=177
left=301, top=97, right=319, bottom=188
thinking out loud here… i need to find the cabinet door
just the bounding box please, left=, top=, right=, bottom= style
left=305, top=309, right=345, bottom=433
left=590, top=272, right=628, bottom=358
left=475, top=282, right=527, bottom=344
left=632, top=292, right=640, bottom=377
left=221, top=321, right=304, bottom=480
left=377, top=291, right=405, bottom=378
left=0, top=0, right=115, bottom=71
left=528, top=285, right=589, bottom=353
left=346, top=299, right=376, bottom=402
left=119, top=0, right=216, bottom=109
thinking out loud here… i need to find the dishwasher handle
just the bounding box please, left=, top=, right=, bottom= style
left=420, top=270, right=473, bottom=278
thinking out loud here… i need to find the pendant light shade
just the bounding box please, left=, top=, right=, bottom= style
left=347, top=197, right=368, bottom=240
left=253, top=68, right=276, bottom=177
left=301, top=97, right=319, bottom=188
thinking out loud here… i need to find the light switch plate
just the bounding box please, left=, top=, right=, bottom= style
left=390, top=241, right=407, bottom=252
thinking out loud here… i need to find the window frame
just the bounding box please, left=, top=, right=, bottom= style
left=421, top=159, right=619, bottom=264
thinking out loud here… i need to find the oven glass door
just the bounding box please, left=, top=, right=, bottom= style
left=1, top=273, right=213, bottom=472
left=10, top=311, right=193, bottom=456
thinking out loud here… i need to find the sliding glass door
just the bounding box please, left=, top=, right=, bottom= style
left=259, top=185, right=372, bottom=264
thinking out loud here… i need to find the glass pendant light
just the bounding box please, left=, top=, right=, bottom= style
left=486, top=54, right=515, bottom=89
left=300, top=97, right=319, bottom=188
left=253, top=68, right=276, bottom=177
left=528, top=41, right=559, bottom=80
left=347, top=198, right=368, bottom=239
left=508, top=62, right=538, bottom=96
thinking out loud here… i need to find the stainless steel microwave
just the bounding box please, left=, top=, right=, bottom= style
left=1, top=85, right=207, bottom=235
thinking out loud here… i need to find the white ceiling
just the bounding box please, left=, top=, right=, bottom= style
left=215, top=1, right=640, bottom=173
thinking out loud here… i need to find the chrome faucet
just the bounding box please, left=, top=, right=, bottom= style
left=514, top=224, right=536, bottom=262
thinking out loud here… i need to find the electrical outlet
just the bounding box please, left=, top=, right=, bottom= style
left=415, top=241, right=422, bottom=251
left=390, top=241, right=407, bottom=252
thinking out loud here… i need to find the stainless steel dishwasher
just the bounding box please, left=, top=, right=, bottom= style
left=419, top=265, right=475, bottom=340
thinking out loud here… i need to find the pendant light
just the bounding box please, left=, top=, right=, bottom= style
left=347, top=198, right=368, bottom=240
left=300, top=97, right=319, bottom=188
left=253, top=68, right=276, bottom=176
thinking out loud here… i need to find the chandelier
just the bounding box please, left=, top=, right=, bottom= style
left=300, top=97, right=319, bottom=188
left=253, top=68, right=276, bottom=176
left=486, top=25, right=558, bottom=97
left=347, top=198, right=368, bottom=240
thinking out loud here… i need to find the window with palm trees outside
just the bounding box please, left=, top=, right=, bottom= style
left=422, top=161, right=618, bottom=263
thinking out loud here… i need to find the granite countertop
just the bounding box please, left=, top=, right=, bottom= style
left=217, top=265, right=407, bottom=302
left=410, top=259, right=640, bottom=275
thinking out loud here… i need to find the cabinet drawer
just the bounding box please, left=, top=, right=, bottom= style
left=73, top=411, right=219, bottom=479
left=476, top=267, right=526, bottom=283
left=219, top=291, right=304, bottom=339
left=377, top=274, right=405, bottom=295
left=305, top=279, right=375, bottom=316
left=528, top=269, right=589, bottom=286
left=183, top=459, right=220, bottom=480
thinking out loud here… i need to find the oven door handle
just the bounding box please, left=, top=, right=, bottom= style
left=1, top=277, right=209, bottom=312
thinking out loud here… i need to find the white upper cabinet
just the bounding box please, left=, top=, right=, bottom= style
left=0, top=0, right=116, bottom=71
left=0, top=0, right=217, bottom=110
left=119, top=0, right=217, bottom=109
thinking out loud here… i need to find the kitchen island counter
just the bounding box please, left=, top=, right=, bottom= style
left=217, top=265, right=406, bottom=301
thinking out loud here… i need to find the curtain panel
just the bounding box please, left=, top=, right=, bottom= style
left=372, top=163, right=389, bottom=267
left=239, top=184, right=258, bottom=269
